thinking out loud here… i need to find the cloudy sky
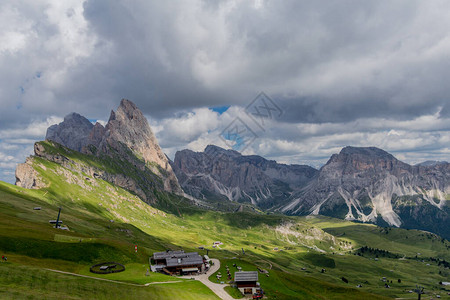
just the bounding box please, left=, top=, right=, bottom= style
left=1, top=0, right=450, bottom=183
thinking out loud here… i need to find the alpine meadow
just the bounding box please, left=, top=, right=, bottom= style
left=1, top=1, right=450, bottom=300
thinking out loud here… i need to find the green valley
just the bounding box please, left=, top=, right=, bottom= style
left=0, top=141, right=449, bottom=299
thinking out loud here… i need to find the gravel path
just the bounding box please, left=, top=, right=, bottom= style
left=180, top=258, right=233, bottom=300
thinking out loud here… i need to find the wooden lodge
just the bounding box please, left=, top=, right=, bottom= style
left=151, top=250, right=204, bottom=275
left=234, top=271, right=262, bottom=296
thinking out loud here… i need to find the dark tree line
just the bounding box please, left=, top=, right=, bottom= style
left=355, top=246, right=401, bottom=259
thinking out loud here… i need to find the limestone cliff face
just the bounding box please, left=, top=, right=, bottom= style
left=46, top=113, right=94, bottom=152
left=18, top=99, right=182, bottom=201
left=172, top=145, right=318, bottom=208
left=87, top=122, right=106, bottom=148
left=25, top=141, right=150, bottom=201
left=16, top=101, right=450, bottom=238
left=95, top=99, right=181, bottom=194
left=281, top=146, right=449, bottom=237
left=173, top=144, right=449, bottom=238
left=15, top=157, right=46, bottom=189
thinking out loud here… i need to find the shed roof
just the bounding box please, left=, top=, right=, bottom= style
left=234, top=271, right=258, bottom=282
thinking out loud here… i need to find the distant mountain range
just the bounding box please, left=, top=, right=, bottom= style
left=15, top=99, right=450, bottom=238
left=172, top=145, right=318, bottom=209
left=173, top=145, right=449, bottom=237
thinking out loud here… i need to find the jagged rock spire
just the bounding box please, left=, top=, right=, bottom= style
left=45, top=113, right=94, bottom=152
left=44, top=99, right=182, bottom=195
left=99, top=99, right=182, bottom=194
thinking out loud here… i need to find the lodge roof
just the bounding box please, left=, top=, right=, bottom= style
left=153, top=250, right=199, bottom=260
left=234, top=271, right=258, bottom=282
left=166, top=255, right=204, bottom=267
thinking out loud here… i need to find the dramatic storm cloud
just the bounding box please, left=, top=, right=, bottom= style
left=1, top=0, right=449, bottom=183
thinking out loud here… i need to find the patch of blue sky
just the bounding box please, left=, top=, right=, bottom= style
left=221, top=132, right=246, bottom=151
left=210, top=106, right=230, bottom=115
left=232, top=139, right=245, bottom=151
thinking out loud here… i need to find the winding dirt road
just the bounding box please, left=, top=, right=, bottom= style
left=180, top=258, right=233, bottom=300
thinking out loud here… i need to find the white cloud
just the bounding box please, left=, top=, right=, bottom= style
left=153, top=107, right=450, bottom=169
left=1, top=1, right=450, bottom=183
left=0, top=0, right=97, bottom=127
left=0, top=116, right=62, bottom=139
left=0, top=116, right=62, bottom=183
left=151, top=108, right=220, bottom=145
left=0, top=152, right=15, bottom=162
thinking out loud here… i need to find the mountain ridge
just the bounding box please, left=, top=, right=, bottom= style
left=172, top=145, right=318, bottom=208
left=174, top=145, right=449, bottom=238
left=13, top=99, right=450, bottom=238
left=16, top=99, right=183, bottom=205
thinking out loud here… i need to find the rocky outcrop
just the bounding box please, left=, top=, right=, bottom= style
left=17, top=102, right=450, bottom=238
left=33, top=141, right=149, bottom=200
left=42, top=99, right=182, bottom=196
left=18, top=99, right=183, bottom=208
left=172, top=145, right=318, bottom=208
left=281, top=146, right=449, bottom=237
left=86, top=122, right=106, bottom=148
left=95, top=99, right=182, bottom=194
left=46, top=113, right=94, bottom=152
left=15, top=158, right=46, bottom=189
left=173, top=144, right=449, bottom=237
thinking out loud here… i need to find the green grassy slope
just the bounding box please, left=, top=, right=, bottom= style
left=0, top=141, right=449, bottom=299
left=1, top=181, right=449, bottom=299
left=0, top=263, right=216, bottom=300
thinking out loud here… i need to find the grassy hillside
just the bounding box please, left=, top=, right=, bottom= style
left=0, top=263, right=216, bottom=300
left=0, top=142, right=449, bottom=299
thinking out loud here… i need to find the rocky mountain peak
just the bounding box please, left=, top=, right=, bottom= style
left=45, top=112, right=94, bottom=152
left=103, top=98, right=157, bottom=153
left=416, top=160, right=449, bottom=167
left=65, top=112, right=88, bottom=122
left=105, top=100, right=160, bottom=160
left=117, top=99, right=140, bottom=119
left=86, top=122, right=105, bottom=147
left=323, top=146, right=406, bottom=175
left=100, top=99, right=182, bottom=194
left=204, top=145, right=240, bottom=158
left=282, top=146, right=449, bottom=236
left=340, top=146, right=394, bottom=158
left=172, top=145, right=318, bottom=206
left=42, top=99, right=182, bottom=196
